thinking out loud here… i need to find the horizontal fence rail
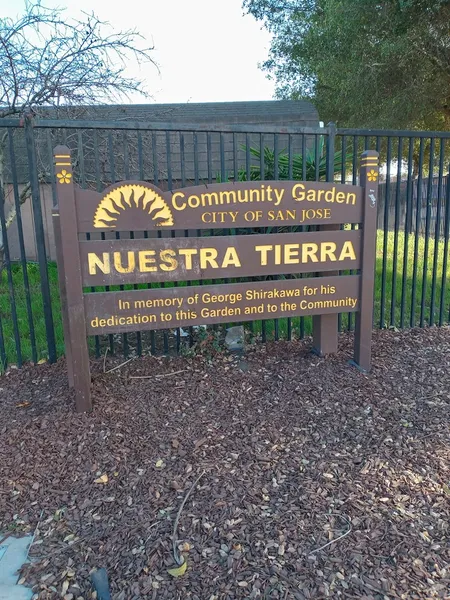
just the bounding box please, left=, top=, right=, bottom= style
left=0, top=118, right=449, bottom=368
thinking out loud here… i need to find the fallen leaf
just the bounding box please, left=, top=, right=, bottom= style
left=94, top=474, right=108, bottom=484
left=16, top=402, right=31, bottom=408
left=155, top=459, right=164, bottom=468
left=167, top=558, right=187, bottom=577
left=37, top=358, right=47, bottom=365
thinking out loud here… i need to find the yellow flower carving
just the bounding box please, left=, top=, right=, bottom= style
left=367, top=169, right=378, bottom=182
left=57, top=169, right=72, bottom=184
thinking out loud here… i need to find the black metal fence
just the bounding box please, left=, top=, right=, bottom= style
left=0, top=118, right=450, bottom=368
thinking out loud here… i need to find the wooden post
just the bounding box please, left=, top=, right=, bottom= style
left=352, top=150, right=379, bottom=371
left=52, top=210, right=74, bottom=387
left=312, top=122, right=339, bottom=356
left=53, top=145, right=92, bottom=411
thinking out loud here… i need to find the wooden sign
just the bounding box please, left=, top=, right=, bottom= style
left=79, top=230, right=362, bottom=285
left=52, top=146, right=379, bottom=412
left=75, top=180, right=364, bottom=232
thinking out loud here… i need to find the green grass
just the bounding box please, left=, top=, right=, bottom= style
left=0, top=230, right=449, bottom=366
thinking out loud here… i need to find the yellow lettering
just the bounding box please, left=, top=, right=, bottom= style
left=339, top=241, right=356, bottom=260
left=179, top=249, right=198, bottom=270
left=114, top=251, right=135, bottom=273
left=222, top=247, right=241, bottom=268
left=138, top=250, right=156, bottom=272
left=284, top=244, right=299, bottom=264
left=88, top=252, right=110, bottom=275
left=200, top=248, right=218, bottom=269
left=201, top=192, right=219, bottom=206
left=189, top=194, right=201, bottom=208
left=160, top=249, right=178, bottom=272
left=255, top=245, right=272, bottom=266
left=320, top=243, right=337, bottom=262
left=292, top=183, right=305, bottom=201
left=325, top=188, right=336, bottom=203
left=172, top=191, right=186, bottom=211
left=335, top=191, right=345, bottom=203
left=302, top=243, right=319, bottom=263
left=219, top=190, right=237, bottom=204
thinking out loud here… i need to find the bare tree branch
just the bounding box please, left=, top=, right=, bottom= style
left=0, top=0, right=157, bottom=259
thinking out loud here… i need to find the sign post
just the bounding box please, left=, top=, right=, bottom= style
left=352, top=150, right=379, bottom=370
left=53, top=145, right=379, bottom=412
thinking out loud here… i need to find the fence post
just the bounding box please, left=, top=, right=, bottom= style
left=52, top=211, right=74, bottom=387
left=53, top=145, right=91, bottom=412
left=24, top=116, right=57, bottom=362
left=352, top=150, right=379, bottom=371
left=312, top=122, right=339, bottom=356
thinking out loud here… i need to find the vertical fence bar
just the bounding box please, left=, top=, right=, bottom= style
left=207, top=133, right=212, bottom=184
left=410, top=138, right=425, bottom=326
left=314, top=134, right=320, bottom=181
left=400, top=137, right=414, bottom=328
left=430, top=139, right=445, bottom=324
left=312, top=124, right=338, bottom=356
left=273, top=133, right=280, bottom=340
left=287, top=133, right=293, bottom=341
left=380, top=136, right=392, bottom=327
left=0, top=181, right=22, bottom=366
left=0, top=310, right=6, bottom=370
left=341, top=135, right=353, bottom=332
left=301, top=134, right=306, bottom=182
left=391, top=136, right=403, bottom=327
left=8, top=129, right=37, bottom=363
left=77, top=131, right=86, bottom=188
left=46, top=130, right=57, bottom=207
left=24, top=118, right=56, bottom=362
left=439, top=165, right=450, bottom=326
left=152, top=132, right=159, bottom=187
left=194, top=132, right=199, bottom=186
left=244, top=134, right=253, bottom=334
left=260, top=133, right=266, bottom=342
left=95, top=130, right=114, bottom=356
left=108, top=131, right=128, bottom=357
left=420, top=137, right=435, bottom=327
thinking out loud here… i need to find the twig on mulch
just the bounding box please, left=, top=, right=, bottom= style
left=130, top=369, right=186, bottom=380
left=172, top=470, right=205, bottom=565
left=309, top=515, right=352, bottom=555
left=105, top=358, right=133, bottom=374
left=25, top=509, right=44, bottom=561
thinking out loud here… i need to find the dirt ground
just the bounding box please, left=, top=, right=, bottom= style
left=0, top=328, right=449, bottom=600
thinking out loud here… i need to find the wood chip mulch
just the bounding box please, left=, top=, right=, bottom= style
left=0, top=328, right=449, bottom=600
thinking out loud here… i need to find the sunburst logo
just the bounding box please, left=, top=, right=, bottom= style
left=93, top=184, right=174, bottom=229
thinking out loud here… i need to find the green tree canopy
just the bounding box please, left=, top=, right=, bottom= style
left=243, top=0, right=450, bottom=130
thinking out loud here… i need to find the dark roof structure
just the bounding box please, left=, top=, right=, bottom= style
left=5, top=100, right=320, bottom=185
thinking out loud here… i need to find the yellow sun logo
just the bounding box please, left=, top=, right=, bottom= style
left=367, top=169, right=378, bottom=182
left=93, top=184, right=174, bottom=229
left=56, top=170, right=72, bottom=184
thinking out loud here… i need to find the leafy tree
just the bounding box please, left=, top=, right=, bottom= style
left=243, top=0, right=450, bottom=130
left=0, top=0, right=156, bottom=255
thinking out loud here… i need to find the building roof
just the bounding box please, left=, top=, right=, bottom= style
left=5, top=100, right=320, bottom=185
left=36, top=100, right=319, bottom=126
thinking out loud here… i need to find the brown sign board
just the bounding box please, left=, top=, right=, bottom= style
left=52, top=145, right=380, bottom=412
left=85, top=275, right=360, bottom=335
left=79, top=229, right=362, bottom=286
left=75, top=180, right=364, bottom=233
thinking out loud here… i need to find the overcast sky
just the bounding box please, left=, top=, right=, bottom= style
left=0, top=0, right=275, bottom=104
